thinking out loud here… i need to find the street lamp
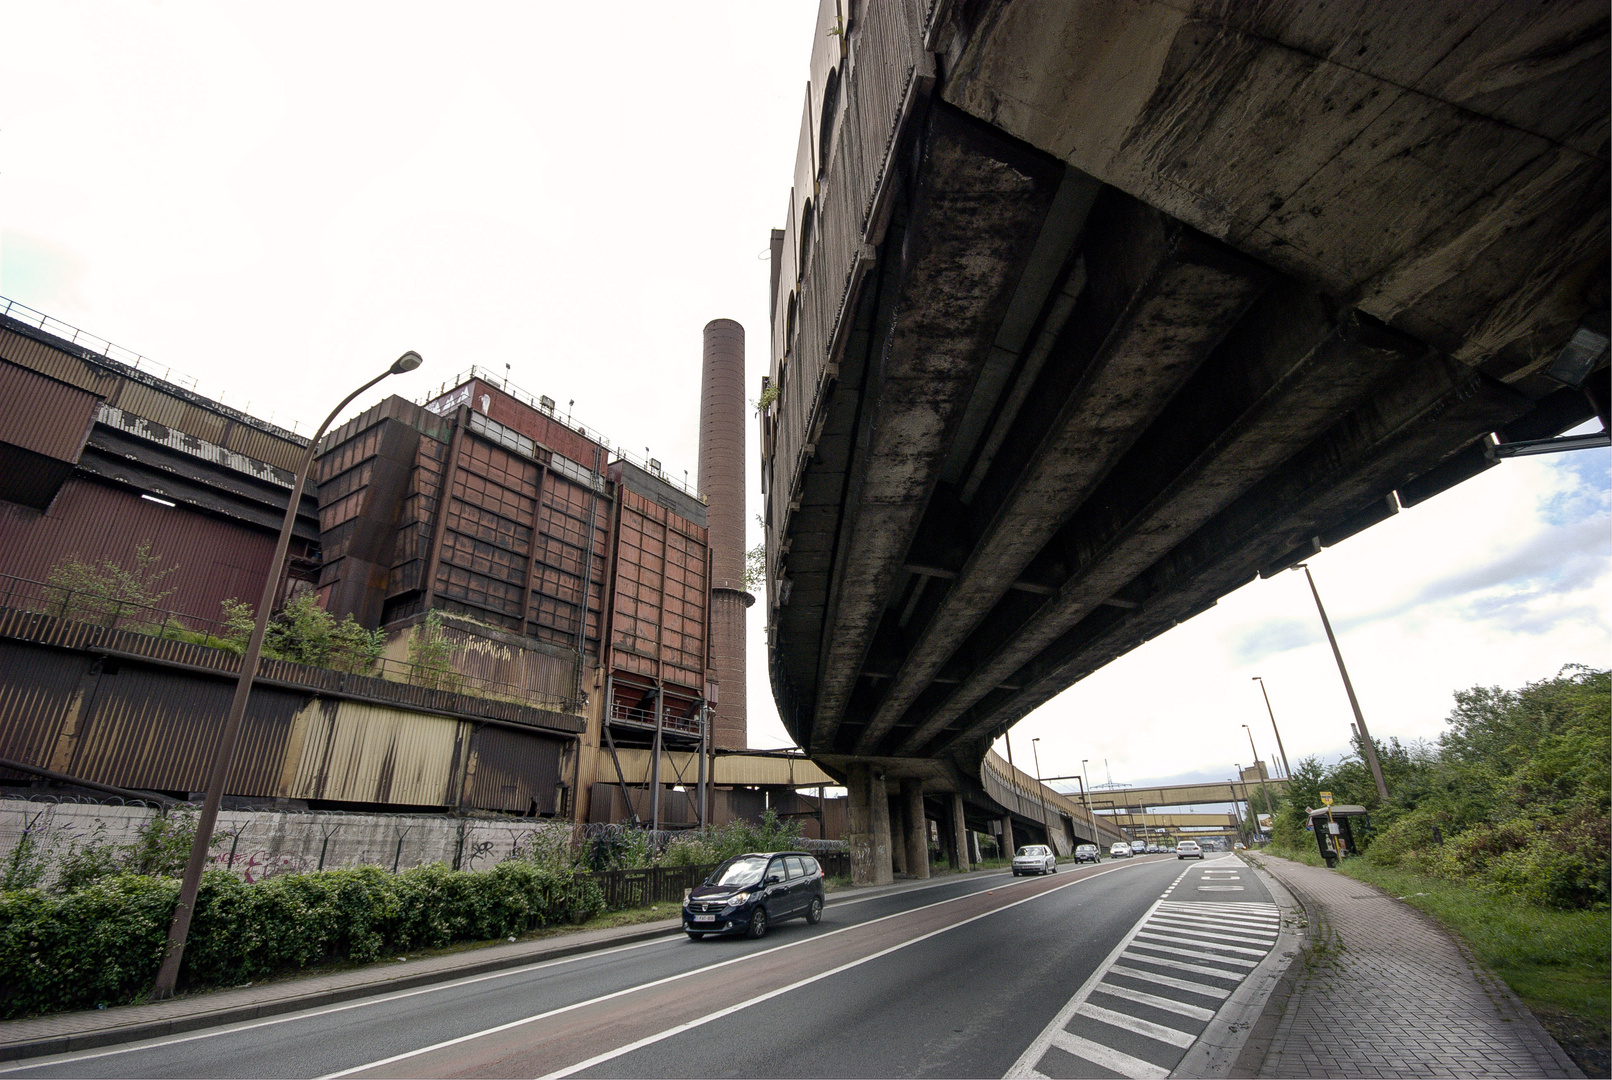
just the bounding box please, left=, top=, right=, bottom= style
left=1292, top=564, right=1389, bottom=801
left=1242, top=724, right=1275, bottom=843
left=1030, top=737, right=1051, bottom=842
left=1251, top=676, right=1292, bottom=779
left=1081, top=758, right=1095, bottom=821
left=152, top=351, right=424, bottom=998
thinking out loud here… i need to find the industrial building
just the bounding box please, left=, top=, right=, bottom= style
left=0, top=300, right=836, bottom=830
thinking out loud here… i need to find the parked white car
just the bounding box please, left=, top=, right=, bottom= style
left=1012, top=844, right=1057, bottom=876
left=1110, top=842, right=1133, bottom=858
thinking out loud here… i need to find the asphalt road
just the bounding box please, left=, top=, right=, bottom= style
left=3, top=853, right=1278, bottom=1079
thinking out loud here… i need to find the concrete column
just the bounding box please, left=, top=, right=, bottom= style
left=951, top=792, right=970, bottom=873
left=889, top=794, right=908, bottom=875
left=847, top=763, right=893, bottom=886
left=902, top=780, right=929, bottom=880
left=968, top=830, right=983, bottom=864
left=1000, top=816, right=1016, bottom=861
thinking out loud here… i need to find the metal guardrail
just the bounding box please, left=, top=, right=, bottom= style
left=0, top=296, right=309, bottom=438
left=0, top=574, right=576, bottom=712
left=418, top=364, right=705, bottom=503
left=609, top=700, right=703, bottom=738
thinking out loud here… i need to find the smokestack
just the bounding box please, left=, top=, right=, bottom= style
left=699, top=318, right=751, bottom=750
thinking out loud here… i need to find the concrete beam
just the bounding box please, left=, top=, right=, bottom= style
left=807, top=105, right=1066, bottom=754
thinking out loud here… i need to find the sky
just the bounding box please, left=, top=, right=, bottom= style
left=3, top=2, right=1607, bottom=792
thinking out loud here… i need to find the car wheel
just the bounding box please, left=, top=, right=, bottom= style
left=686, top=931, right=704, bottom=940
left=747, top=907, right=769, bottom=939
left=806, top=897, right=823, bottom=925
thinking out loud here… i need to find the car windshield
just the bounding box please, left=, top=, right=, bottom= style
left=1016, top=846, right=1047, bottom=856
left=708, top=855, right=771, bottom=887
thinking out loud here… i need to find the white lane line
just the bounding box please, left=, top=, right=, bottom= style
left=1048, top=1031, right=1169, bottom=1079
left=4, top=872, right=1038, bottom=1075
left=1003, top=862, right=1198, bottom=1078
left=1119, top=951, right=1251, bottom=981
left=1090, top=982, right=1215, bottom=1021
left=1161, top=901, right=1272, bottom=913
left=1132, top=934, right=1266, bottom=960
left=540, top=868, right=1129, bottom=1080
left=1147, top=917, right=1275, bottom=939
left=1127, top=940, right=1259, bottom=967
left=1075, top=1002, right=1196, bottom=1048
left=1150, top=911, right=1277, bottom=931
left=1144, top=921, right=1275, bottom=946
left=1105, top=965, right=1231, bottom=999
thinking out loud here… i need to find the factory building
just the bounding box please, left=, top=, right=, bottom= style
left=0, top=300, right=836, bottom=830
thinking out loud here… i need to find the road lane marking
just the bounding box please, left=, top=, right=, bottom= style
left=538, top=867, right=1130, bottom=1079
left=1106, top=964, right=1231, bottom=998
left=1048, top=1032, right=1168, bottom=1079
left=1090, top=983, right=1215, bottom=1021
left=325, top=861, right=1152, bottom=1079
left=1074, top=1002, right=1195, bottom=1048
left=3, top=870, right=1038, bottom=1074
left=1007, top=894, right=1281, bottom=1079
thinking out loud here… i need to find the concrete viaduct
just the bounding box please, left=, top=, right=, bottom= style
left=758, top=0, right=1609, bottom=884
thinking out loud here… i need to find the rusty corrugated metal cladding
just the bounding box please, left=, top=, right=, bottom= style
left=289, top=700, right=465, bottom=805
left=0, top=320, right=309, bottom=473
left=0, top=640, right=86, bottom=781
left=610, top=488, right=709, bottom=695
left=436, top=621, right=577, bottom=701
left=0, top=360, right=101, bottom=461
left=461, top=725, right=567, bottom=814
left=0, top=477, right=277, bottom=622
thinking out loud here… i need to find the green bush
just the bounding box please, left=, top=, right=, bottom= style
left=0, top=862, right=606, bottom=1019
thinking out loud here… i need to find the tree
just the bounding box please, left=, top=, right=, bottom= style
left=45, top=543, right=178, bottom=629
left=406, top=611, right=461, bottom=692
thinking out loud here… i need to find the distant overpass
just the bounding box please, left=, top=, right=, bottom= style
left=762, top=0, right=1609, bottom=884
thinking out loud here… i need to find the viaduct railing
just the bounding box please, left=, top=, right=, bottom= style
left=981, top=751, right=1125, bottom=849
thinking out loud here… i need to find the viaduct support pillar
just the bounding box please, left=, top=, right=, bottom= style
left=951, top=792, right=970, bottom=873
left=890, top=792, right=908, bottom=875
left=902, top=780, right=929, bottom=880
left=969, top=829, right=983, bottom=865
left=847, top=763, right=893, bottom=886
left=1000, top=816, right=1016, bottom=862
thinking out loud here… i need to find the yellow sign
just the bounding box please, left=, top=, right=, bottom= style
left=1320, top=791, right=1334, bottom=806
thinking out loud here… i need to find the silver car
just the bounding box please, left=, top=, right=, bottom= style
left=1011, top=844, right=1057, bottom=875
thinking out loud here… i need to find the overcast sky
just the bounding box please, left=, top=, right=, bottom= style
left=3, top=2, right=1606, bottom=790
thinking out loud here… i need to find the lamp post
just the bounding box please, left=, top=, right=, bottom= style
left=152, top=351, right=423, bottom=998
left=1030, top=737, right=1051, bottom=842
left=1242, top=724, right=1275, bottom=843
left=1251, top=676, right=1292, bottom=780
left=1293, top=564, right=1389, bottom=801
left=1080, top=758, right=1095, bottom=823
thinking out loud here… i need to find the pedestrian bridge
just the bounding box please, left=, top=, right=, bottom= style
left=760, top=0, right=1609, bottom=883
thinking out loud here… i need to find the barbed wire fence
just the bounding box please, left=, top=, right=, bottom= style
left=0, top=794, right=845, bottom=892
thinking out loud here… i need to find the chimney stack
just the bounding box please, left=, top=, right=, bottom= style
left=699, top=318, right=751, bottom=750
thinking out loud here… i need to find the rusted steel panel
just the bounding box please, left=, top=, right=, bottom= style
left=0, top=327, right=117, bottom=398
left=0, top=476, right=276, bottom=623
left=0, top=361, right=101, bottom=461
left=289, top=700, right=466, bottom=806
left=0, top=640, right=87, bottom=778
left=610, top=489, right=709, bottom=695
left=66, top=663, right=303, bottom=797
left=461, top=725, right=566, bottom=814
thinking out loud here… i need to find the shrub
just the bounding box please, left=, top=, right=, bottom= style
left=0, top=861, right=607, bottom=1018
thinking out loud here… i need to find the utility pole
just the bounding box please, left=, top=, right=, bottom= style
left=1294, top=564, right=1389, bottom=801
left=1242, top=725, right=1275, bottom=842
left=1252, top=676, right=1292, bottom=779
left=1031, top=737, right=1051, bottom=843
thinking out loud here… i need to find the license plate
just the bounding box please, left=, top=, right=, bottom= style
left=694, top=914, right=716, bottom=922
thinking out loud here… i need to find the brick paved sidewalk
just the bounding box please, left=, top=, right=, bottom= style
left=1248, top=855, right=1582, bottom=1079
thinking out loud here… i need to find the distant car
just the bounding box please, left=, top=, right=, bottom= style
left=1145, top=844, right=1160, bottom=854
left=1110, top=842, right=1133, bottom=858
left=1012, top=844, right=1057, bottom=876
left=1234, top=842, right=1247, bottom=851
left=683, top=851, right=825, bottom=939
left=1073, top=844, right=1100, bottom=863
left=1176, top=840, right=1204, bottom=859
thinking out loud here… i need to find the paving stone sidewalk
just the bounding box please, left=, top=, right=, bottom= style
left=1248, top=855, right=1582, bottom=1079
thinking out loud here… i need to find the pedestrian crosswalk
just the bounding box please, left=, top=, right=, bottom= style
left=1007, top=885, right=1283, bottom=1079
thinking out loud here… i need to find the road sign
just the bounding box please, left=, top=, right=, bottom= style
left=1320, top=791, right=1334, bottom=806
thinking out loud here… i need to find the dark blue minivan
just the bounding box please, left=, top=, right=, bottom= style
left=682, top=851, right=826, bottom=939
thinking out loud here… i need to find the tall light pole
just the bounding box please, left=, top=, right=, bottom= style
left=1293, top=564, right=1389, bottom=801
left=1251, top=676, right=1292, bottom=779
left=152, top=351, right=423, bottom=998
left=1081, top=758, right=1094, bottom=823
left=1030, top=737, right=1051, bottom=843
left=1242, top=724, right=1275, bottom=842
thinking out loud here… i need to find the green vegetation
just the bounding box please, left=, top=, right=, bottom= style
left=405, top=610, right=462, bottom=692
left=517, top=810, right=813, bottom=874
left=1263, top=665, right=1609, bottom=1070
left=0, top=862, right=604, bottom=1018
left=45, top=543, right=178, bottom=631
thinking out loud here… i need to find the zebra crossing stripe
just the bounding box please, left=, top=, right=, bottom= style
left=1106, top=963, right=1232, bottom=998
left=1133, top=931, right=1267, bottom=958
left=1090, top=982, right=1216, bottom=1021
left=1119, top=950, right=1250, bottom=980
left=1074, top=1002, right=1196, bottom=1048
left=1046, top=1031, right=1170, bottom=1079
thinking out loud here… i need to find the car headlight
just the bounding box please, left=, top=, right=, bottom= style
left=724, top=892, right=753, bottom=908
